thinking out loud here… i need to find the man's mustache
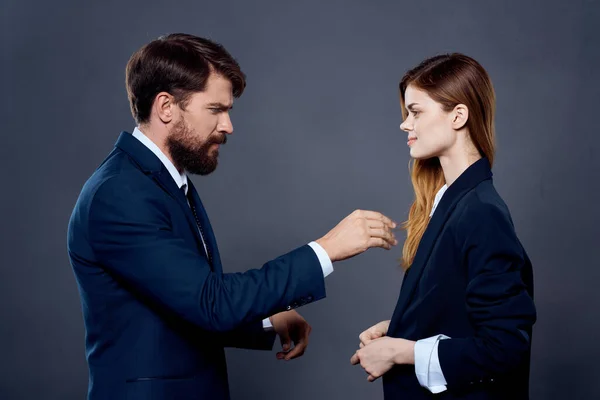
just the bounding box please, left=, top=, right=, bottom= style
left=211, top=135, right=227, bottom=145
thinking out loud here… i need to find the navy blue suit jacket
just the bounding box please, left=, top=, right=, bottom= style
left=67, top=132, right=326, bottom=399
left=383, top=158, right=536, bottom=399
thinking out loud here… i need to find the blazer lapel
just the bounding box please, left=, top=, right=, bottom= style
left=389, top=158, right=493, bottom=332
left=151, top=169, right=211, bottom=262
left=187, top=179, right=223, bottom=274
left=114, top=132, right=212, bottom=266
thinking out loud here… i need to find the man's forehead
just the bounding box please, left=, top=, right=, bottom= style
left=205, top=73, right=232, bottom=90
left=203, top=74, right=233, bottom=102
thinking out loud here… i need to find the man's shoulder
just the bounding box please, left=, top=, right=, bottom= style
left=68, top=147, right=166, bottom=254
left=79, top=149, right=159, bottom=208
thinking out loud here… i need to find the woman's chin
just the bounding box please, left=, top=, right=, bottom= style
left=409, top=147, right=439, bottom=161
left=409, top=148, right=426, bottom=160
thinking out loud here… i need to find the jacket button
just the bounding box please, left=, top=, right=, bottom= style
left=286, top=305, right=292, bottom=311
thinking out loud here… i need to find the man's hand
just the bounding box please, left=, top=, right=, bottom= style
left=316, top=210, right=397, bottom=262
left=359, top=320, right=390, bottom=348
left=269, top=310, right=311, bottom=361
left=350, top=337, right=415, bottom=382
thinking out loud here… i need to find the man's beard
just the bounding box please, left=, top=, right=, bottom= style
left=166, top=118, right=227, bottom=176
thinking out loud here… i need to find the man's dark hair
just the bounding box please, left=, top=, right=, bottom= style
left=125, top=33, right=246, bottom=124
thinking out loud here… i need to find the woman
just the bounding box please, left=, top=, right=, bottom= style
left=350, top=54, right=536, bottom=399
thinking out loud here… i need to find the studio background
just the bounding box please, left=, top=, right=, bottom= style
left=2, top=0, right=599, bottom=398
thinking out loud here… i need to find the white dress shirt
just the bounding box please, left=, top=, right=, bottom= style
left=413, top=183, right=450, bottom=394
left=131, top=127, right=333, bottom=331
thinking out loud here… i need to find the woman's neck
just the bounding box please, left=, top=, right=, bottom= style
left=439, top=140, right=481, bottom=186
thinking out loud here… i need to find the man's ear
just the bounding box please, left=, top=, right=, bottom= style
left=154, top=92, right=175, bottom=124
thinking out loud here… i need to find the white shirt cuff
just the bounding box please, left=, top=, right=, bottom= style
left=262, top=242, right=332, bottom=332
left=262, top=317, right=274, bottom=331
left=414, top=334, right=450, bottom=394
left=308, top=241, right=334, bottom=277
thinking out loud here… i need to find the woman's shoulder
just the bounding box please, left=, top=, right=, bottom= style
left=454, top=180, right=515, bottom=232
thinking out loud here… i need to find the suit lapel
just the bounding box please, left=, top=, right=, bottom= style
left=187, top=179, right=223, bottom=274
left=114, top=132, right=214, bottom=269
left=150, top=169, right=212, bottom=264
left=389, top=158, right=493, bottom=332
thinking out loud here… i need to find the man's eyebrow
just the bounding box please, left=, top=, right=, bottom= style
left=207, top=102, right=233, bottom=110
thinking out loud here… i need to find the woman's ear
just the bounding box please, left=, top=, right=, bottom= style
left=451, top=104, right=469, bottom=130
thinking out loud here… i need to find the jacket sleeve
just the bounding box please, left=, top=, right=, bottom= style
left=219, top=320, right=277, bottom=350
left=437, top=199, right=536, bottom=388
left=87, top=174, right=326, bottom=333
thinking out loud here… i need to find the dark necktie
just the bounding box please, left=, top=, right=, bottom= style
left=181, top=185, right=212, bottom=264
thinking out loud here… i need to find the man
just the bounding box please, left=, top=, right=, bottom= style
left=67, top=33, right=397, bottom=399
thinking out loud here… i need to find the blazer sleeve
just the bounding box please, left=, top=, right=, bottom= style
left=437, top=199, right=536, bottom=388
left=219, top=320, right=277, bottom=351
left=87, top=174, right=326, bottom=333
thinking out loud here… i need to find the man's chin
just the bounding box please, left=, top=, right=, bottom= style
left=188, top=158, right=218, bottom=176
left=200, top=165, right=218, bottom=176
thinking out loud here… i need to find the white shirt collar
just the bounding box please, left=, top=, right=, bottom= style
left=132, top=127, right=189, bottom=194
left=429, top=184, right=448, bottom=217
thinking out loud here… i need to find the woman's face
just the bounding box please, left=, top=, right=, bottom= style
left=400, top=84, right=458, bottom=160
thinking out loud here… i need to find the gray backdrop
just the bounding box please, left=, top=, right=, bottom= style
left=2, top=0, right=599, bottom=399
